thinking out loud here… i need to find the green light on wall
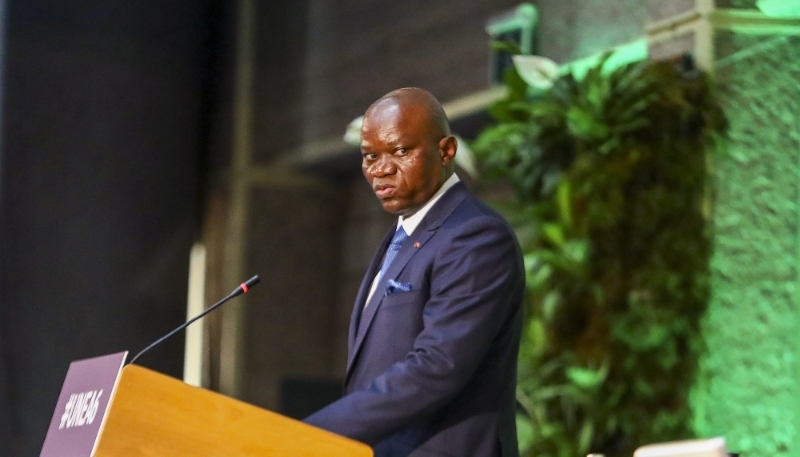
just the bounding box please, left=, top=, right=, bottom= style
left=486, top=3, right=539, bottom=84
left=757, top=0, right=800, bottom=17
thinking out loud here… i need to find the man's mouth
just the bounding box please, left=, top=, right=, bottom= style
left=374, top=184, right=396, bottom=198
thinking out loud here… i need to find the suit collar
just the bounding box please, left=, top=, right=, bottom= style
left=416, top=181, right=469, bottom=231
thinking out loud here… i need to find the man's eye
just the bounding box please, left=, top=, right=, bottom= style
left=395, top=148, right=408, bottom=156
left=363, top=153, right=376, bottom=161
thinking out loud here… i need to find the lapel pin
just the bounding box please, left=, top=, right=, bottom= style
left=414, top=242, right=420, bottom=248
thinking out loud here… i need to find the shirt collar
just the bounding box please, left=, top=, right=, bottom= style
left=398, top=173, right=460, bottom=236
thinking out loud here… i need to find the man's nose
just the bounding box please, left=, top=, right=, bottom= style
left=370, top=157, right=396, bottom=177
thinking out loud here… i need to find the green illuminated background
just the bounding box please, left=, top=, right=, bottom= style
left=483, top=2, right=800, bottom=455
left=692, top=31, right=800, bottom=457
left=554, top=3, right=800, bottom=455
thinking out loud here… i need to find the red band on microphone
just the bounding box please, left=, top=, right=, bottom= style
left=240, top=283, right=249, bottom=293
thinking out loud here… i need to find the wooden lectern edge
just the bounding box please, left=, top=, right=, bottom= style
left=89, top=358, right=127, bottom=457
left=93, top=364, right=372, bottom=456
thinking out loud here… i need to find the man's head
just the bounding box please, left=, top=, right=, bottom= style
left=360, top=88, right=457, bottom=217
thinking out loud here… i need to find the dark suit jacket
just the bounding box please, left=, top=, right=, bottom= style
left=305, top=182, right=525, bottom=457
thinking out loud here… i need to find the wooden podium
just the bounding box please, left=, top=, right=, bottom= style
left=41, top=354, right=372, bottom=457
left=94, top=365, right=372, bottom=456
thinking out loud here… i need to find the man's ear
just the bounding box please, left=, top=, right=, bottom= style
left=439, top=135, right=457, bottom=166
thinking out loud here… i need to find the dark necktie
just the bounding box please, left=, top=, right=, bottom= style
left=378, top=227, right=408, bottom=284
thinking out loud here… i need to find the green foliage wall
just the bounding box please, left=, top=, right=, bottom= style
left=472, top=56, right=726, bottom=456
left=691, top=33, right=800, bottom=457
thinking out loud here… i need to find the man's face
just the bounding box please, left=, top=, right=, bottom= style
left=360, top=102, right=455, bottom=216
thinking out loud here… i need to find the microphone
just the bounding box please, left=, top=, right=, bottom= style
left=128, top=275, right=260, bottom=366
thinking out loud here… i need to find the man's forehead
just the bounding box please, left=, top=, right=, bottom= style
left=360, top=119, right=404, bottom=149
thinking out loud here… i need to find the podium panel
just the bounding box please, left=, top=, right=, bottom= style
left=40, top=352, right=128, bottom=457
left=94, top=365, right=371, bottom=457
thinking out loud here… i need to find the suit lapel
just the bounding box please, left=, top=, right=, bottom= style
left=345, top=182, right=471, bottom=380
left=347, top=227, right=394, bottom=357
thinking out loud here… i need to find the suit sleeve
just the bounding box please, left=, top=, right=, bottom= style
left=304, top=213, right=524, bottom=445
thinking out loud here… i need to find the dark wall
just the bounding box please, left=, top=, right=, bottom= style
left=0, top=1, right=222, bottom=455
left=249, top=0, right=648, bottom=164
left=251, top=0, right=524, bottom=164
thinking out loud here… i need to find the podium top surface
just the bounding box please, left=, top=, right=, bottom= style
left=94, top=364, right=372, bottom=457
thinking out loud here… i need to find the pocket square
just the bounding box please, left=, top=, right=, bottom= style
left=386, top=279, right=412, bottom=295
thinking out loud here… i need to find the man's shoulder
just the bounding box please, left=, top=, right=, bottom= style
left=446, top=190, right=512, bottom=229
left=422, top=182, right=516, bottom=240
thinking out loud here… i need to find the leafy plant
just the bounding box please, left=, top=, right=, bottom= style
left=472, top=53, right=726, bottom=457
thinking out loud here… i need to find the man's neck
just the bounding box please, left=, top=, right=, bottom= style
left=398, top=173, right=460, bottom=236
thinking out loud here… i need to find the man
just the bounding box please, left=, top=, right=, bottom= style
left=305, top=88, right=524, bottom=457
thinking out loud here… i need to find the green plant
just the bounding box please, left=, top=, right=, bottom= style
left=472, top=54, right=726, bottom=457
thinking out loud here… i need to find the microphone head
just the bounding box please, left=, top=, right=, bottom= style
left=244, top=275, right=260, bottom=288
left=234, top=275, right=260, bottom=296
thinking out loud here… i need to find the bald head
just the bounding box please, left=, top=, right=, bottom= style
left=359, top=88, right=458, bottom=216
left=366, top=87, right=451, bottom=140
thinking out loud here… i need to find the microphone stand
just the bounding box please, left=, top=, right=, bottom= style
left=128, top=275, right=260, bottom=365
